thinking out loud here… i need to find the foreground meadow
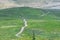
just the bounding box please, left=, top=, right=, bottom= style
left=0, top=19, right=60, bottom=40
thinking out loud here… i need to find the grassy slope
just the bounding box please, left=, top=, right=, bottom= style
left=0, top=7, right=60, bottom=40
left=0, top=7, right=60, bottom=20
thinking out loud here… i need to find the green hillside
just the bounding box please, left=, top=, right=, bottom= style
left=0, top=7, right=60, bottom=20
left=0, top=7, right=60, bottom=40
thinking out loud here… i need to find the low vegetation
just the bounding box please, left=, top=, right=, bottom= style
left=0, top=7, right=60, bottom=40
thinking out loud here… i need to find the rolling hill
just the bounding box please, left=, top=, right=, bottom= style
left=0, top=7, right=60, bottom=40
left=0, top=7, right=60, bottom=20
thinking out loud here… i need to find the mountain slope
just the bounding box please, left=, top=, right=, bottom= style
left=0, top=7, right=60, bottom=20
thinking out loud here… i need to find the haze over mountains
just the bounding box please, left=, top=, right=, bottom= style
left=0, top=0, right=60, bottom=9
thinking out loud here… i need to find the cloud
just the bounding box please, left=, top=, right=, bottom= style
left=0, top=0, right=60, bottom=9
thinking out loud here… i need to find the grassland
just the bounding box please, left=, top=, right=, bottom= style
left=0, top=7, right=60, bottom=40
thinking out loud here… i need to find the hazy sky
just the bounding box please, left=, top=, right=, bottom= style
left=0, top=0, right=60, bottom=9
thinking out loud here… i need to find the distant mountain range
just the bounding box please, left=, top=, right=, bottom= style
left=0, top=0, right=60, bottom=9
